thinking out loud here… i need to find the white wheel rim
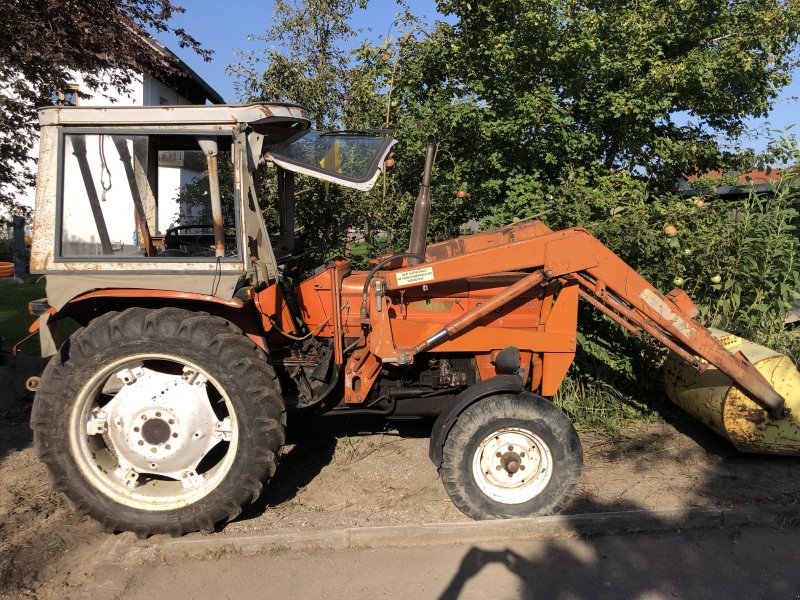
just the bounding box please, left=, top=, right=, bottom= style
left=69, top=353, right=238, bottom=511
left=471, top=427, right=553, bottom=504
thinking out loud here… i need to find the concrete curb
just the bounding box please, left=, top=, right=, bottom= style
left=148, top=504, right=800, bottom=559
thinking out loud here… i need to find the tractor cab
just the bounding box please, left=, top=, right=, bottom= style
left=29, top=103, right=395, bottom=353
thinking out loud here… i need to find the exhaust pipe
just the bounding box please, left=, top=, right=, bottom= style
left=407, top=137, right=436, bottom=266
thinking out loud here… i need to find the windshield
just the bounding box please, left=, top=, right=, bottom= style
left=267, top=131, right=397, bottom=192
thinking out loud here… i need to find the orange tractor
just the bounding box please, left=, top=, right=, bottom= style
left=26, top=103, right=800, bottom=537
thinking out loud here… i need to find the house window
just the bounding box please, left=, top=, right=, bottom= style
left=50, top=83, right=80, bottom=106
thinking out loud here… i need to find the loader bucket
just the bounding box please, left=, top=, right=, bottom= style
left=664, top=329, right=800, bottom=456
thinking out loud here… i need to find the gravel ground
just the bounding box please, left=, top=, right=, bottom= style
left=2, top=353, right=800, bottom=598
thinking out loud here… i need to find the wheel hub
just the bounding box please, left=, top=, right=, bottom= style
left=85, top=365, right=232, bottom=487
left=472, top=427, right=553, bottom=504
left=500, top=451, right=522, bottom=474
left=141, top=417, right=171, bottom=445
left=479, top=434, right=541, bottom=488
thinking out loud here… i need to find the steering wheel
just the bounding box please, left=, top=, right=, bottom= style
left=163, top=223, right=236, bottom=256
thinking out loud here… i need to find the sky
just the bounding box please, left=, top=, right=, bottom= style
left=154, top=1, right=798, bottom=153
left=155, top=0, right=444, bottom=103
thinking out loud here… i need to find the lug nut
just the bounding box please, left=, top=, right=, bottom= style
left=137, top=440, right=144, bottom=446
left=172, top=432, right=178, bottom=438
left=495, top=451, right=502, bottom=458
left=150, top=447, right=157, bottom=453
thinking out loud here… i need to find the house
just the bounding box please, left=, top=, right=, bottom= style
left=17, top=37, right=224, bottom=214
left=48, top=36, right=223, bottom=110
left=677, top=168, right=793, bottom=200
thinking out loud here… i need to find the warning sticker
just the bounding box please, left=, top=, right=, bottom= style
left=395, top=266, right=435, bottom=287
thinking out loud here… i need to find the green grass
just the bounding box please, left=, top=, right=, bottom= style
left=553, top=373, right=662, bottom=434
left=0, top=276, right=46, bottom=355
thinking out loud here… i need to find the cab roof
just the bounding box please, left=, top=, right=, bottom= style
left=38, top=102, right=311, bottom=128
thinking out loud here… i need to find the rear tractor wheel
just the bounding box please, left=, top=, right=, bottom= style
left=440, top=393, right=582, bottom=520
left=31, top=307, right=285, bottom=537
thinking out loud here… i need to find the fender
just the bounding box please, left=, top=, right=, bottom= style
left=31, top=289, right=247, bottom=357
left=428, top=374, right=524, bottom=467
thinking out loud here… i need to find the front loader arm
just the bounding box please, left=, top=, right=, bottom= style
left=378, top=222, right=787, bottom=418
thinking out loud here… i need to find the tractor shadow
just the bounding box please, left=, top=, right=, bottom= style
left=435, top=499, right=800, bottom=600
left=0, top=354, right=44, bottom=462
left=236, top=414, right=434, bottom=524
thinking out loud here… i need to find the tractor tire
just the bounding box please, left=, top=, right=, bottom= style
left=439, top=393, right=582, bottom=520
left=31, top=307, right=285, bottom=538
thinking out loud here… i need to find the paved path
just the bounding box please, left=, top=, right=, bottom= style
left=116, top=525, right=800, bottom=599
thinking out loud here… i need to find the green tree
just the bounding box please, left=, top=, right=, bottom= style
left=230, top=0, right=368, bottom=129
left=230, top=0, right=404, bottom=260
left=385, top=0, right=800, bottom=228
left=233, top=0, right=800, bottom=265
left=0, top=0, right=211, bottom=224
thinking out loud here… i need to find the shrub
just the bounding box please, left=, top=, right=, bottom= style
left=551, top=169, right=800, bottom=431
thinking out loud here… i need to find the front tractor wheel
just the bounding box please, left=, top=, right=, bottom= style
left=31, top=308, right=285, bottom=537
left=440, top=393, right=582, bottom=520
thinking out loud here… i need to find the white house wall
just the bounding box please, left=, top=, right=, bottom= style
left=15, top=71, right=192, bottom=213
left=60, top=134, right=140, bottom=255
left=74, top=70, right=145, bottom=107
left=157, top=165, right=202, bottom=233
left=143, top=76, right=192, bottom=106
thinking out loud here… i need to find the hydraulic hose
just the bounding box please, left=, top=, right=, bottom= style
left=360, top=252, right=428, bottom=319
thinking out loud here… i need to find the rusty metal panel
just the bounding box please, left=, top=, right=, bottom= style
left=293, top=267, right=337, bottom=337
left=381, top=321, right=574, bottom=353
left=237, top=129, right=280, bottom=284
left=38, top=103, right=310, bottom=127
left=44, top=273, right=241, bottom=311
left=425, top=221, right=553, bottom=261
left=30, top=126, right=59, bottom=273
left=540, top=282, right=579, bottom=396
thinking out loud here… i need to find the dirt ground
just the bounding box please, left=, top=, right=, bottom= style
left=2, top=354, right=800, bottom=599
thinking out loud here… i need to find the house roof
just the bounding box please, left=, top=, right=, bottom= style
left=678, top=168, right=796, bottom=198
left=686, top=169, right=783, bottom=184
left=144, top=36, right=225, bottom=105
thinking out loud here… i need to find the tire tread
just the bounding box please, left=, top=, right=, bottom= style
left=439, top=393, right=582, bottom=520
left=31, top=307, right=285, bottom=538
